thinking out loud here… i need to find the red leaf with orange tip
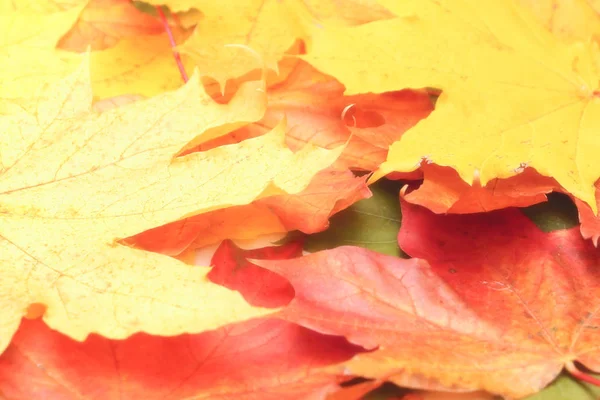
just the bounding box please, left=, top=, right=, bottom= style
left=0, top=318, right=363, bottom=400
left=208, top=239, right=300, bottom=308
left=256, top=200, right=600, bottom=398
left=127, top=167, right=370, bottom=255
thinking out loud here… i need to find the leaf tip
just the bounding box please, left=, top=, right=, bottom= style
left=24, top=303, right=47, bottom=320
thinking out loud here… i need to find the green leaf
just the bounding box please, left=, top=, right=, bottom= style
left=133, top=1, right=157, bottom=14
left=521, top=193, right=579, bottom=232
left=525, top=373, right=600, bottom=400
left=304, top=179, right=407, bottom=257
left=363, top=382, right=409, bottom=399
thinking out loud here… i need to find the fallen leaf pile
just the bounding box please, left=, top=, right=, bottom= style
left=1, top=0, right=600, bottom=399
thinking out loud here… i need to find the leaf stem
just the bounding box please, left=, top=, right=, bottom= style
left=566, top=361, right=600, bottom=387
left=155, top=5, right=189, bottom=83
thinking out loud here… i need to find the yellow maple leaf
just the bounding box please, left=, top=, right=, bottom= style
left=303, top=0, right=600, bottom=212
left=57, top=0, right=164, bottom=51
left=171, top=0, right=305, bottom=88
left=143, top=0, right=393, bottom=88
left=518, top=0, right=600, bottom=42
left=0, top=4, right=82, bottom=112
left=0, top=0, right=83, bottom=12
left=150, top=0, right=394, bottom=21
left=0, top=1, right=194, bottom=102
left=0, top=57, right=343, bottom=353
left=89, top=33, right=196, bottom=99
left=16, top=0, right=391, bottom=101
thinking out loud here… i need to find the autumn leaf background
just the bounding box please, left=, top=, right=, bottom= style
left=2, top=0, right=600, bottom=399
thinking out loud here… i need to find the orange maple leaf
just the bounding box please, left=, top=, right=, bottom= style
left=402, top=163, right=600, bottom=247
left=128, top=166, right=371, bottom=255
left=196, top=61, right=433, bottom=171
left=402, top=165, right=557, bottom=214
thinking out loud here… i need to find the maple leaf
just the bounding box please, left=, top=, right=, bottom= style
left=88, top=32, right=197, bottom=99
left=150, top=0, right=395, bottom=22
left=172, top=0, right=303, bottom=87
left=0, top=1, right=191, bottom=103
left=0, top=3, right=82, bottom=112
left=397, top=157, right=600, bottom=247
left=127, top=166, right=370, bottom=255
left=401, top=162, right=600, bottom=245
left=207, top=239, right=301, bottom=308
left=401, top=392, right=497, bottom=400
left=57, top=0, right=164, bottom=51
left=253, top=167, right=370, bottom=232
left=0, top=0, right=81, bottom=12
left=305, top=179, right=405, bottom=257
left=257, top=200, right=600, bottom=398
left=521, top=192, right=580, bottom=232
left=197, top=61, right=433, bottom=171
left=575, top=187, right=600, bottom=246
left=402, top=165, right=556, bottom=214
left=303, top=0, right=600, bottom=212
left=0, top=58, right=344, bottom=353
left=517, top=0, right=600, bottom=42
left=91, top=93, right=145, bottom=112
left=525, top=373, right=600, bottom=400
left=326, top=380, right=384, bottom=400
left=144, top=0, right=394, bottom=87
left=0, top=317, right=362, bottom=399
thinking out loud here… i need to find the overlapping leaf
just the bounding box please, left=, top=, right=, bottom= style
left=0, top=3, right=82, bottom=112
left=197, top=61, right=433, bottom=171
left=305, top=179, right=405, bottom=257
left=577, top=190, right=600, bottom=245
left=518, top=0, right=600, bottom=42
left=402, top=165, right=556, bottom=214
left=525, top=374, right=600, bottom=400
left=0, top=0, right=193, bottom=103
left=144, top=0, right=394, bottom=87
left=3, top=0, right=599, bottom=399
left=0, top=58, right=343, bottom=352
left=0, top=0, right=81, bottom=12
left=127, top=166, right=370, bottom=255
left=88, top=32, right=196, bottom=99
left=0, top=317, right=362, bottom=399
left=304, top=0, right=600, bottom=212
left=258, top=200, right=600, bottom=398
left=207, top=239, right=301, bottom=308
left=58, top=0, right=164, bottom=51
